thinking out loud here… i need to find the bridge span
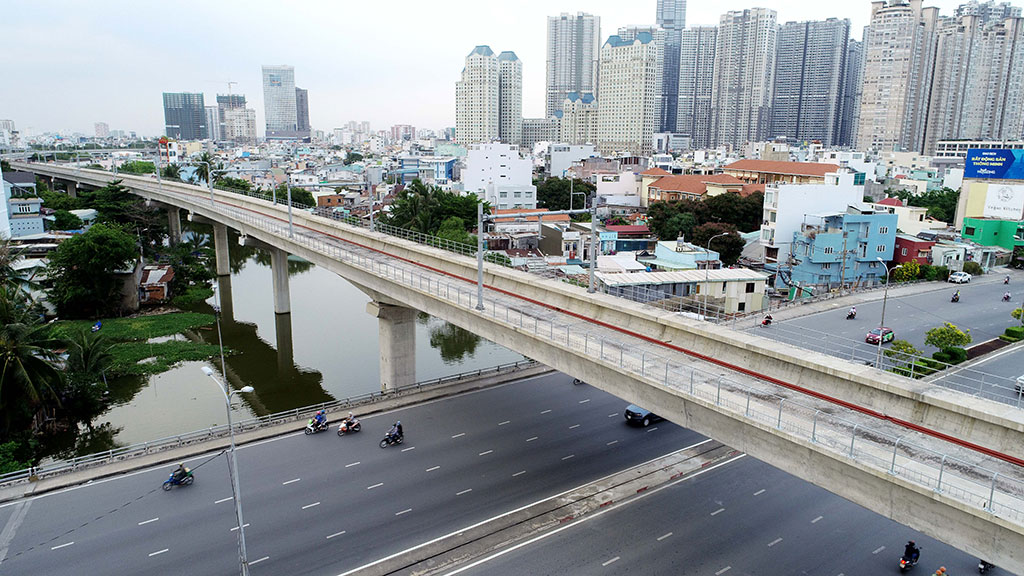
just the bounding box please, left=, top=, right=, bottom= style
left=14, top=161, right=1024, bottom=570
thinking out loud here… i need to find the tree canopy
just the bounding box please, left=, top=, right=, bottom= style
left=534, top=177, right=596, bottom=211
left=689, top=222, right=745, bottom=266
left=887, top=187, right=959, bottom=223
left=648, top=192, right=764, bottom=241
left=46, top=223, right=139, bottom=318
left=386, top=180, right=484, bottom=236
left=924, top=322, right=972, bottom=350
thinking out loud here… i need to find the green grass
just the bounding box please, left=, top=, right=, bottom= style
left=49, top=312, right=215, bottom=342
left=171, top=286, right=215, bottom=307
left=109, top=340, right=224, bottom=376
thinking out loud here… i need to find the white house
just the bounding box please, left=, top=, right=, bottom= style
left=462, top=143, right=537, bottom=210
left=548, top=143, right=597, bottom=178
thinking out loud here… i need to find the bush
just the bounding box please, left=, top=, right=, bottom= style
left=932, top=350, right=951, bottom=364
left=917, top=263, right=935, bottom=281
left=942, top=346, right=968, bottom=364
left=1005, top=325, right=1024, bottom=340
left=921, top=357, right=946, bottom=369
left=934, top=265, right=949, bottom=281
left=1000, top=334, right=1022, bottom=343
left=963, top=261, right=983, bottom=276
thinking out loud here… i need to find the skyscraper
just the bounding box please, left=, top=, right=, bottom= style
left=856, top=1, right=940, bottom=152
left=923, top=5, right=1024, bottom=153
left=205, top=106, right=221, bottom=141
left=559, top=92, right=598, bottom=145
left=771, top=18, right=850, bottom=147
left=295, top=87, right=310, bottom=136
left=596, top=32, right=662, bottom=156
left=497, top=52, right=523, bottom=146
left=262, top=65, right=298, bottom=139
left=656, top=0, right=687, bottom=132
left=456, top=46, right=500, bottom=144
left=224, top=108, right=257, bottom=144
left=838, top=38, right=864, bottom=148
left=162, top=92, right=207, bottom=140
left=677, top=26, right=717, bottom=148
left=710, top=8, right=778, bottom=148
left=545, top=13, right=601, bottom=118
left=94, top=122, right=109, bottom=139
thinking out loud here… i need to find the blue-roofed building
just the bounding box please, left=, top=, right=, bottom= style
left=775, top=207, right=898, bottom=293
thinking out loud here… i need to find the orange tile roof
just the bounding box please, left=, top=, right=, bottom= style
left=740, top=183, right=766, bottom=197
left=491, top=208, right=571, bottom=223
left=648, top=174, right=744, bottom=195
left=724, top=159, right=840, bottom=177
left=640, top=167, right=671, bottom=176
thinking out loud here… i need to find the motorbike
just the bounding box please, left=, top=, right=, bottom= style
left=951, top=294, right=960, bottom=303
left=846, top=311, right=856, bottom=320
left=337, top=418, right=361, bottom=436
left=379, top=431, right=404, bottom=448
left=305, top=418, right=330, bottom=435
left=1003, top=293, right=1012, bottom=302
left=572, top=378, right=585, bottom=386
left=899, top=549, right=921, bottom=572
left=761, top=316, right=773, bottom=326
left=1006, top=276, right=1011, bottom=284
left=979, top=560, right=994, bottom=573
left=162, top=470, right=194, bottom=490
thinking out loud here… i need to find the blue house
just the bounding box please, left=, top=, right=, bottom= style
left=778, top=207, right=897, bottom=292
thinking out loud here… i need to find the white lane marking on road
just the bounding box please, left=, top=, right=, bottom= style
left=451, top=433, right=465, bottom=439
left=578, top=399, right=590, bottom=404
left=215, top=497, right=233, bottom=504
left=345, top=462, right=360, bottom=468
left=715, top=567, right=731, bottom=575
left=479, top=450, right=493, bottom=456
left=606, top=440, right=618, bottom=446
left=568, top=424, right=580, bottom=430
left=811, top=515, right=823, bottom=524
left=872, top=546, right=886, bottom=555
left=526, top=436, right=538, bottom=442
left=561, top=454, right=575, bottom=460
left=138, top=517, right=159, bottom=526
left=149, top=548, right=169, bottom=557
left=50, top=541, right=74, bottom=550
left=512, top=471, right=526, bottom=477
left=230, top=524, right=250, bottom=532
left=302, top=502, right=321, bottom=510
left=282, top=478, right=300, bottom=485
left=540, top=410, right=552, bottom=414
left=401, top=447, right=415, bottom=452
left=456, top=489, right=473, bottom=496
left=657, top=532, right=673, bottom=541
left=498, top=420, right=510, bottom=426
left=250, top=556, right=269, bottom=565
left=711, top=508, right=725, bottom=516
left=0, top=500, right=32, bottom=564
left=367, top=483, right=384, bottom=490
left=426, top=466, right=440, bottom=472
left=768, top=537, right=783, bottom=547
left=602, top=556, right=620, bottom=566
left=645, top=427, right=658, bottom=433
left=327, top=530, right=347, bottom=539
left=395, top=508, right=412, bottom=516
left=754, top=489, right=766, bottom=496
left=608, top=413, right=617, bottom=417
left=336, top=439, right=722, bottom=576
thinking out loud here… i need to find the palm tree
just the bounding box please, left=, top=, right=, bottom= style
left=195, top=152, right=214, bottom=184
left=64, top=330, right=113, bottom=378
left=161, top=164, right=181, bottom=181
left=0, top=287, right=63, bottom=429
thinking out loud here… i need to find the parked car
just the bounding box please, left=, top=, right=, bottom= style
left=1015, top=374, right=1024, bottom=393
left=948, top=271, right=972, bottom=284
left=624, top=404, right=663, bottom=427
left=866, top=327, right=895, bottom=344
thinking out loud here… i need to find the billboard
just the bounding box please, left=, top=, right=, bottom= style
left=983, top=184, right=1024, bottom=220
left=965, top=148, right=1024, bottom=180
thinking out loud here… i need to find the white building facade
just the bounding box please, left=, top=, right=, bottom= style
left=462, top=143, right=537, bottom=210
left=558, top=92, right=597, bottom=145
left=456, top=46, right=500, bottom=145
left=596, top=32, right=662, bottom=156
left=710, top=8, right=778, bottom=149
left=262, top=64, right=299, bottom=139
left=759, top=171, right=864, bottom=263
left=497, top=51, right=523, bottom=146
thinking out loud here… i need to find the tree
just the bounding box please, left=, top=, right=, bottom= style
left=275, top=184, right=315, bottom=207
left=118, top=161, right=155, bottom=174
left=215, top=177, right=251, bottom=192
left=344, top=152, right=364, bottom=165
left=924, top=322, right=972, bottom=350
left=889, top=188, right=959, bottom=223
left=535, top=177, right=594, bottom=211
left=893, top=260, right=920, bottom=282
left=79, top=180, right=136, bottom=223
left=884, top=339, right=922, bottom=366
left=194, top=152, right=215, bottom=184
left=0, top=286, right=63, bottom=431
left=436, top=217, right=473, bottom=245
left=690, top=222, right=745, bottom=266
left=46, top=223, right=139, bottom=318
left=37, top=187, right=81, bottom=212
left=64, top=330, right=113, bottom=378
left=52, top=210, right=83, bottom=231
left=161, top=164, right=181, bottom=180
left=660, top=213, right=698, bottom=242
left=0, top=159, right=10, bottom=172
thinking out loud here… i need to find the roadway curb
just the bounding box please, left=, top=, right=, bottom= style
left=342, top=441, right=738, bottom=576
left=0, top=364, right=553, bottom=505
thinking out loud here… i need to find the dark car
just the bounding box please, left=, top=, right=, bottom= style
left=624, top=404, right=662, bottom=427
left=866, top=327, right=895, bottom=344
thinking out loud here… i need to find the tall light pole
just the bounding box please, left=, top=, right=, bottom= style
left=875, top=257, right=902, bottom=369
left=703, top=232, right=730, bottom=319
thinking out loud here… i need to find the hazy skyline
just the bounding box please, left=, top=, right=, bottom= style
left=0, top=0, right=998, bottom=138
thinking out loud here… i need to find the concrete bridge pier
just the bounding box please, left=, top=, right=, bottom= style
left=270, top=247, right=291, bottom=315
left=216, top=274, right=234, bottom=322
left=167, top=207, right=182, bottom=244
left=367, top=301, right=416, bottom=392
left=212, top=223, right=230, bottom=276
left=56, top=179, right=77, bottom=198
left=275, top=311, right=294, bottom=378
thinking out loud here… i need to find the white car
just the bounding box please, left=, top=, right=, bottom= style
left=948, top=271, right=972, bottom=284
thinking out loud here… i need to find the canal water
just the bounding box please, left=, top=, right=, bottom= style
left=88, top=236, right=523, bottom=450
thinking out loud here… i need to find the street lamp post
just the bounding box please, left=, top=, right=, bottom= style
left=875, top=257, right=902, bottom=369
left=703, top=232, right=730, bottom=319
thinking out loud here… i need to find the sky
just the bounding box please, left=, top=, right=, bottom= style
left=0, top=0, right=996, bottom=138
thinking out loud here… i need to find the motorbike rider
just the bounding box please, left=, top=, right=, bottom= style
left=1006, top=275, right=1011, bottom=284
left=762, top=313, right=773, bottom=325
left=342, top=411, right=358, bottom=429
left=952, top=290, right=960, bottom=302
left=389, top=420, right=403, bottom=440
left=172, top=463, right=189, bottom=482
left=903, top=540, right=920, bottom=563
left=313, top=410, right=327, bottom=428
left=1004, top=291, right=1012, bottom=301
left=848, top=306, right=857, bottom=319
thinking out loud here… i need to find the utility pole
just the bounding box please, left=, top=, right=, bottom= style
left=839, top=231, right=848, bottom=294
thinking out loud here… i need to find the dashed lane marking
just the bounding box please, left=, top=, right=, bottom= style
left=479, top=450, right=493, bottom=456
left=606, top=440, right=618, bottom=446
left=569, top=424, right=580, bottom=430
left=367, top=483, right=384, bottom=490
left=456, top=489, right=473, bottom=496
left=715, top=567, right=731, bottom=575
left=540, top=410, right=552, bottom=415
left=872, top=546, right=886, bottom=555
left=512, top=470, right=526, bottom=477
left=526, top=437, right=538, bottom=442
left=149, top=548, right=169, bottom=557
left=50, top=542, right=74, bottom=550
left=345, top=462, right=360, bottom=468
left=711, top=508, right=725, bottom=516
left=426, top=466, right=440, bottom=472
left=230, top=524, right=250, bottom=532
left=327, top=531, right=346, bottom=539
left=608, top=413, right=617, bottom=418
left=811, top=516, right=823, bottom=524
left=657, top=532, right=673, bottom=541
left=754, top=489, right=766, bottom=496
left=395, top=508, right=412, bottom=516
left=282, top=478, right=300, bottom=485
left=302, top=502, right=321, bottom=510
left=498, top=420, right=510, bottom=426
left=646, top=427, right=658, bottom=433
left=138, top=518, right=159, bottom=526
left=401, top=447, right=415, bottom=452
left=602, top=556, right=620, bottom=566
left=250, top=556, right=269, bottom=565
left=451, top=433, right=466, bottom=439
left=214, top=497, right=233, bottom=504
left=562, top=454, right=575, bottom=461
left=578, top=399, right=590, bottom=404
left=768, top=538, right=783, bottom=547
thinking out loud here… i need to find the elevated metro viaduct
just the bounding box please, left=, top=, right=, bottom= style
left=15, top=162, right=1024, bottom=571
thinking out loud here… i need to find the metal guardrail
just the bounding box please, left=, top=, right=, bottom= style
left=19, top=165, right=1024, bottom=526
left=0, top=360, right=537, bottom=487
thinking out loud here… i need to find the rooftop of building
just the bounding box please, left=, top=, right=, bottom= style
left=648, top=174, right=745, bottom=195
left=497, top=51, right=519, bottom=61
left=2, top=171, right=37, bottom=185
left=640, top=167, right=671, bottom=177
left=604, top=224, right=651, bottom=234
left=605, top=32, right=654, bottom=47
left=469, top=45, right=494, bottom=57
left=597, top=268, right=770, bottom=287
left=724, top=159, right=842, bottom=177
left=565, top=92, right=596, bottom=104
left=876, top=197, right=906, bottom=207
left=491, top=208, right=570, bottom=223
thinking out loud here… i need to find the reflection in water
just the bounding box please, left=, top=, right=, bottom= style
left=418, top=313, right=482, bottom=363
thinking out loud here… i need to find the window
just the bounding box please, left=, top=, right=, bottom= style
left=738, top=302, right=746, bottom=312
left=823, top=246, right=834, bottom=255
left=822, top=263, right=832, bottom=270
left=722, top=282, right=727, bottom=291
left=877, top=245, right=886, bottom=252
left=965, top=226, right=976, bottom=235
left=901, top=248, right=907, bottom=256
left=879, top=226, right=889, bottom=234
left=869, top=261, right=879, bottom=269
left=745, top=282, right=755, bottom=293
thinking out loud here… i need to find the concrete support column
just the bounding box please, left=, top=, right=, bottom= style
left=213, top=223, right=230, bottom=276
left=367, top=301, right=416, bottom=392
left=65, top=180, right=77, bottom=198
left=270, top=247, right=291, bottom=315
left=275, top=312, right=294, bottom=378
left=167, top=207, right=182, bottom=245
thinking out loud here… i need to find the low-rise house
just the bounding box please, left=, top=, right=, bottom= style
left=597, top=267, right=769, bottom=314
left=638, top=239, right=720, bottom=271
left=892, top=234, right=935, bottom=266
left=139, top=265, right=175, bottom=303
left=871, top=197, right=948, bottom=236
left=723, top=159, right=841, bottom=185
left=646, top=174, right=745, bottom=203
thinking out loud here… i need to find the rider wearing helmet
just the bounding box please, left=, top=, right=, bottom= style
left=313, top=410, right=327, bottom=427
left=173, top=463, right=189, bottom=482
left=904, top=540, right=919, bottom=562
left=390, top=420, right=403, bottom=439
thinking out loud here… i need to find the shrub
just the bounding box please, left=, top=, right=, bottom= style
left=917, top=263, right=935, bottom=281
left=1005, top=326, right=1024, bottom=340
left=921, top=358, right=946, bottom=369
left=934, top=265, right=949, bottom=281
left=963, top=261, right=983, bottom=276
left=1000, top=334, right=1021, bottom=343
left=942, top=346, right=968, bottom=364
left=932, top=350, right=951, bottom=364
